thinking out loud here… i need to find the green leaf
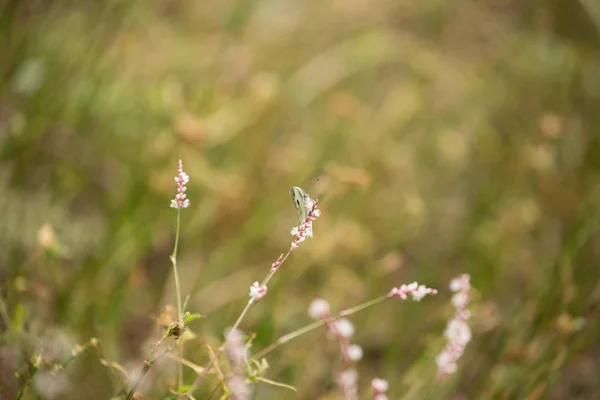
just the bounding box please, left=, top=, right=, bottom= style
left=174, top=385, right=193, bottom=393
left=183, top=312, right=203, bottom=326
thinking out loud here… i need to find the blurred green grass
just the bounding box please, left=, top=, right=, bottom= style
left=1, top=0, right=600, bottom=399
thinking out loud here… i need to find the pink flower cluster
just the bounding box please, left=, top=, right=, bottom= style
left=170, top=159, right=190, bottom=209
left=388, top=282, right=438, bottom=301
left=435, top=274, right=472, bottom=377
left=289, top=199, right=320, bottom=251
left=224, top=328, right=251, bottom=400
left=308, top=299, right=362, bottom=400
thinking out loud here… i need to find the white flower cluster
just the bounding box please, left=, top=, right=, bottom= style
left=170, top=159, right=190, bottom=209
left=435, top=274, right=472, bottom=377
left=224, top=328, right=251, bottom=399
left=308, top=299, right=363, bottom=399
left=388, top=281, right=438, bottom=301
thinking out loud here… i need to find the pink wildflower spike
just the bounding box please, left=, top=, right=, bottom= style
left=388, top=282, right=438, bottom=301
left=313, top=298, right=363, bottom=400
left=436, top=273, right=472, bottom=379
left=170, top=159, right=190, bottom=209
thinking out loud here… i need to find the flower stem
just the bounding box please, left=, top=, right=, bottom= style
left=260, top=250, right=291, bottom=286
left=230, top=299, right=254, bottom=334
left=182, top=250, right=297, bottom=398
left=339, top=295, right=389, bottom=317
left=253, top=295, right=389, bottom=360
left=182, top=203, right=320, bottom=398
left=253, top=319, right=327, bottom=361
left=181, top=298, right=255, bottom=398
left=171, top=209, right=184, bottom=389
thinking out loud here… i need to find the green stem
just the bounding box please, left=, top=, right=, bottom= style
left=181, top=299, right=254, bottom=399
left=339, top=295, right=388, bottom=317
left=15, top=363, right=37, bottom=400
left=260, top=250, right=291, bottom=287
left=171, top=209, right=184, bottom=389
left=15, top=339, right=98, bottom=400
left=182, top=249, right=296, bottom=398
left=253, top=319, right=326, bottom=361
left=253, top=295, right=389, bottom=360
left=124, top=208, right=186, bottom=398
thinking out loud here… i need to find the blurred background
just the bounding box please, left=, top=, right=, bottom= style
left=1, top=0, right=600, bottom=399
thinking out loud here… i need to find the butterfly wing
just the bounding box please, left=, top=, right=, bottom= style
left=290, top=186, right=309, bottom=226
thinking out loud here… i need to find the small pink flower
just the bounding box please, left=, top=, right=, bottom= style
left=451, top=292, right=469, bottom=308
left=372, top=378, right=389, bottom=393
left=249, top=282, right=267, bottom=302
left=308, top=299, right=330, bottom=320
left=449, top=274, right=470, bottom=292
left=170, top=159, right=190, bottom=209
left=333, top=318, right=354, bottom=339
left=337, top=368, right=359, bottom=400
left=444, top=318, right=472, bottom=347
left=338, top=368, right=358, bottom=386
left=347, top=344, right=363, bottom=361
left=435, top=349, right=457, bottom=375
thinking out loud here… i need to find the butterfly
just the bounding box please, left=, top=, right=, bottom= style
left=289, top=186, right=313, bottom=226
